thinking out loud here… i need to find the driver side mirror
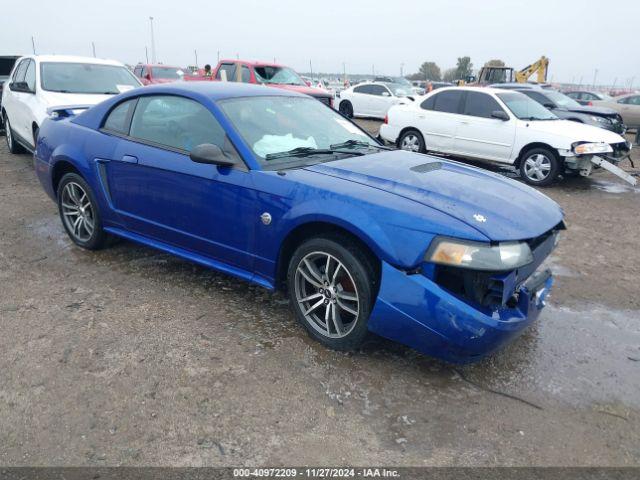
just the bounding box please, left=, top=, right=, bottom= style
left=491, top=110, right=510, bottom=121
left=190, top=144, right=237, bottom=167
left=10, top=81, right=32, bottom=93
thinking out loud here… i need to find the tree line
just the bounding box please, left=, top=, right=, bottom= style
left=407, top=58, right=505, bottom=82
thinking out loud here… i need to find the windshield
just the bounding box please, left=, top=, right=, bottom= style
left=151, top=66, right=184, bottom=80
left=543, top=90, right=581, bottom=108
left=219, top=96, right=378, bottom=168
left=40, top=62, right=140, bottom=94
left=254, top=66, right=305, bottom=86
left=497, top=92, right=558, bottom=121
left=384, top=82, right=413, bottom=96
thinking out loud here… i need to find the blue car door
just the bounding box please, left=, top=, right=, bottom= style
left=101, top=94, right=258, bottom=272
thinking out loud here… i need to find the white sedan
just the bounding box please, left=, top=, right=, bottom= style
left=380, top=87, right=634, bottom=186
left=338, top=81, right=413, bottom=120
left=2, top=55, right=141, bottom=154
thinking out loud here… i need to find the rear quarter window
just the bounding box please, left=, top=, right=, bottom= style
left=102, top=99, right=136, bottom=135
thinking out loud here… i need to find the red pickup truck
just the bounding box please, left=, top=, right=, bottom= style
left=212, top=59, right=333, bottom=107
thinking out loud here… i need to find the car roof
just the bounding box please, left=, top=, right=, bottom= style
left=433, top=86, right=515, bottom=95
left=219, top=59, right=286, bottom=68
left=132, top=81, right=306, bottom=100
left=20, top=54, right=126, bottom=66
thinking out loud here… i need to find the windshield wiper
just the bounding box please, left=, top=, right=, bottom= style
left=329, top=139, right=391, bottom=151
left=265, top=146, right=365, bottom=161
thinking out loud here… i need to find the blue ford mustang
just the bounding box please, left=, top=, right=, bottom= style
left=34, top=82, right=564, bottom=363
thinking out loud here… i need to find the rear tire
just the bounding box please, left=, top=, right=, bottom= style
left=339, top=100, right=353, bottom=118
left=519, top=147, right=560, bottom=187
left=57, top=173, right=110, bottom=250
left=4, top=115, right=26, bottom=154
left=287, top=235, right=377, bottom=351
left=398, top=129, right=426, bottom=153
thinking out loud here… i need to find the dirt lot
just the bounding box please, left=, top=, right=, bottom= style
left=0, top=124, right=639, bottom=467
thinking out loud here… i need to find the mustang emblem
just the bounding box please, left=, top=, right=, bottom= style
left=473, top=214, right=487, bottom=223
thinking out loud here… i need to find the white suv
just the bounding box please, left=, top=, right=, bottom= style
left=338, top=81, right=414, bottom=119
left=2, top=55, right=141, bottom=154
left=380, top=87, right=633, bottom=186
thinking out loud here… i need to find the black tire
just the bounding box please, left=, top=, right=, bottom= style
left=287, top=235, right=377, bottom=351
left=339, top=100, right=353, bottom=118
left=57, top=173, right=110, bottom=250
left=398, top=129, right=426, bottom=153
left=519, top=147, right=560, bottom=187
left=4, top=115, right=26, bottom=154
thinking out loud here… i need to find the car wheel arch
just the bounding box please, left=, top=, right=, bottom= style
left=515, top=142, right=561, bottom=168
left=275, top=220, right=382, bottom=291
left=52, top=159, right=83, bottom=195
left=397, top=127, right=424, bottom=145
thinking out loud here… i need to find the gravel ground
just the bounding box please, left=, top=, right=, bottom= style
left=0, top=126, right=639, bottom=467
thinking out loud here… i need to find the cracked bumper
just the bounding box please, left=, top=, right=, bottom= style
left=368, top=261, right=553, bottom=363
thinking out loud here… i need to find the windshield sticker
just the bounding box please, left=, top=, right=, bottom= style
left=254, top=134, right=318, bottom=158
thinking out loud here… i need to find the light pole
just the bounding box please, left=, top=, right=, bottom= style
left=194, top=49, right=198, bottom=67
left=592, top=68, right=598, bottom=89
left=149, top=16, right=157, bottom=64
left=92, top=42, right=96, bottom=58
left=400, top=63, right=404, bottom=78
left=31, top=36, right=36, bottom=54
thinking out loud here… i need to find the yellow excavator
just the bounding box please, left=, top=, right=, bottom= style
left=469, top=56, right=549, bottom=85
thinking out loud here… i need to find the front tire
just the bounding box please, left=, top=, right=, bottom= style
left=339, top=100, right=353, bottom=118
left=398, top=129, right=426, bottom=153
left=287, top=236, right=376, bottom=351
left=519, top=147, right=560, bottom=186
left=57, top=173, right=110, bottom=250
left=4, top=115, right=26, bottom=154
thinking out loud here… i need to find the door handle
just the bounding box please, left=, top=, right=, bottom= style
left=121, top=155, right=138, bottom=164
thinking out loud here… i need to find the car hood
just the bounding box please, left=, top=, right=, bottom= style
left=39, top=90, right=118, bottom=108
left=304, top=151, right=563, bottom=241
left=268, top=83, right=332, bottom=98
left=524, top=119, right=625, bottom=143
left=560, top=104, right=619, bottom=117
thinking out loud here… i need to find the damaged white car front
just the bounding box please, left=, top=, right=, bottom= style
left=560, top=140, right=635, bottom=186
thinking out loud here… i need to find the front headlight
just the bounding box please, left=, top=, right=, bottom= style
left=572, top=142, right=613, bottom=155
left=425, top=237, right=534, bottom=271
left=591, top=116, right=611, bottom=124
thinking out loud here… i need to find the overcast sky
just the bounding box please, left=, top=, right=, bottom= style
left=1, top=0, right=638, bottom=86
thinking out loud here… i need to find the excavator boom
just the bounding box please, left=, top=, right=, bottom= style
left=515, top=56, right=549, bottom=83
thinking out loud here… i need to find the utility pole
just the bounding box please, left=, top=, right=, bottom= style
left=149, top=16, right=157, bottom=63
left=145, top=46, right=149, bottom=64
left=592, top=68, right=598, bottom=89
left=31, top=36, right=36, bottom=54
left=578, top=76, right=583, bottom=88
left=92, top=42, right=96, bottom=58
left=309, top=60, right=313, bottom=81
left=630, top=77, right=635, bottom=90
left=400, top=63, right=404, bottom=78
left=194, top=49, right=198, bottom=67
left=372, top=64, right=375, bottom=77
left=217, top=50, right=220, bottom=63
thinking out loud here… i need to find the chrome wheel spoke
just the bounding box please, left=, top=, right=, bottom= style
left=331, top=303, right=344, bottom=336
left=298, top=292, right=322, bottom=304
left=304, top=298, right=325, bottom=316
left=303, top=258, right=323, bottom=283
left=337, top=298, right=358, bottom=316
left=336, top=290, right=357, bottom=302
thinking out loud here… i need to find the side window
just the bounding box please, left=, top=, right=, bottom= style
left=133, top=66, right=143, bottom=77
left=24, top=60, right=36, bottom=91
left=463, top=91, right=503, bottom=118
left=240, top=66, right=251, bottom=83
left=129, top=95, right=227, bottom=152
left=141, top=66, right=148, bottom=78
left=369, top=85, right=389, bottom=96
left=522, top=91, right=549, bottom=105
left=102, top=99, right=137, bottom=135
left=627, top=96, right=640, bottom=106
left=433, top=91, right=463, bottom=114
left=216, top=63, right=237, bottom=81
left=353, top=85, right=369, bottom=94
left=12, top=59, right=28, bottom=82
left=420, top=95, right=435, bottom=110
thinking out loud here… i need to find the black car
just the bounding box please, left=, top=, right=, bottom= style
left=0, top=56, right=21, bottom=130
left=492, top=83, right=626, bottom=134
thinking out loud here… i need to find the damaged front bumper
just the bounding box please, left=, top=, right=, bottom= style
left=562, top=141, right=636, bottom=186
left=367, top=226, right=560, bottom=363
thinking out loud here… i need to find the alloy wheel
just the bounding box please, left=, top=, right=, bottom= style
left=294, top=251, right=360, bottom=339
left=400, top=133, right=420, bottom=152
left=523, top=153, right=551, bottom=181
left=61, top=181, right=95, bottom=243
